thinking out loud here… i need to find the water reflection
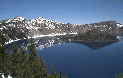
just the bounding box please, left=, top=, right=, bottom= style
left=5, top=36, right=120, bottom=51
left=71, top=41, right=119, bottom=50
left=5, top=36, right=63, bottom=52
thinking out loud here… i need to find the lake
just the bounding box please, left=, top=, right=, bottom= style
left=5, top=37, right=123, bottom=78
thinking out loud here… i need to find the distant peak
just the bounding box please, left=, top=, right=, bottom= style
left=16, top=16, right=20, bottom=17
left=15, top=16, right=22, bottom=18
left=14, top=16, right=25, bottom=20
left=38, top=17, right=43, bottom=19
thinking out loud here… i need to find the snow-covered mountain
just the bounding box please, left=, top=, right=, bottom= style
left=0, top=16, right=123, bottom=43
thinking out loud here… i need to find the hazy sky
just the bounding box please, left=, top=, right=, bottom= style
left=0, top=0, right=123, bottom=25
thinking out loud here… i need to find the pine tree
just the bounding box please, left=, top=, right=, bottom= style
left=0, top=33, right=9, bottom=78
left=0, top=32, right=9, bottom=57
left=54, top=72, right=57, bottom=78
left=38, top=56, right=48, bottom=78
left=50, top=64, right=54, bottom=78
left=27, top=37, right=40, bottom=77
left=42, top=62, right=48, bottom=77
left=114, top=72, right=123, bottom=78
left=114, top=73, right=118, bottom=78
left=16, top=47, right=29, bottom=78
left=27, top=37, right=37, bottom=63
left=7, top=44, right=19, bottom=78
left=58, top=69, right=62, bottom=78
left=52, top=72, right=58, bottom=78
left=0, top=34, right=67, bottom=78
left=63, top=74, right=67, bottom=78
left=49, top=64, right=60, bottom=78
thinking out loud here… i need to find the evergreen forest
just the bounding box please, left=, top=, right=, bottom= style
left=0, top=33, right=67, bottom=78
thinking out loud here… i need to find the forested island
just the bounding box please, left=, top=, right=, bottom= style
left=62, top=29, right=119, bottom=42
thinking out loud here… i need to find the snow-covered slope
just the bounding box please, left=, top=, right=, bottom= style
left=0, top=16, right=123, bottom=43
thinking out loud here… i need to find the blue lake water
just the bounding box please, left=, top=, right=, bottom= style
left=36, top=41, right=123, bottom=78
left=6, top=38, right=123, bottom=78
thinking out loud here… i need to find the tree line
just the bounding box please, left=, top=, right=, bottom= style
left=0, top=33, right=67, bottom=78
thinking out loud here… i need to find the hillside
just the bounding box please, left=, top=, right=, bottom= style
left=63, top=29, right=119, bottom=42
left=0, top=16, right=123, bottom=43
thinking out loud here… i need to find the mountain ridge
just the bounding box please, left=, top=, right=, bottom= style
left=0, top=16, right=123, bottom=44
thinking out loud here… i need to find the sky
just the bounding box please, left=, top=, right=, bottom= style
left=0, top=0, right=123, bottom=25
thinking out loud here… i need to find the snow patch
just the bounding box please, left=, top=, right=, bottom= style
left=0, top=28, right=3, bottom=30
left=69, top=32, right=78, bottom=34
left=27, top=33, right=67, bottom=39
left=5, top=39, right=21, bottom=44
left=1, top=73, right=12, bottom=78
left=117, top=24, right=123, bottom=27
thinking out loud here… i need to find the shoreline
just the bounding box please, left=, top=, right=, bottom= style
left=64, top=39, right=119, bottom=42
left=5, top=33, right=68, bottom=45
left=5, top=32, right=120, bottom=45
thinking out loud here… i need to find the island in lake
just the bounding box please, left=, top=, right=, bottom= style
left=62, top=29, right=119, bottom=42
